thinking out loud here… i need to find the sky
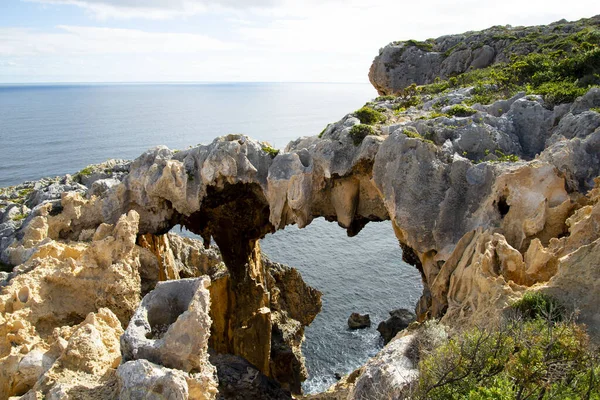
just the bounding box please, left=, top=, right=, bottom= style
left=0, top=0, right=598, bottom=83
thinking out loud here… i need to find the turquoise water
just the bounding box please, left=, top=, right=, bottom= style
left=0, top=83, right=423, bottom=393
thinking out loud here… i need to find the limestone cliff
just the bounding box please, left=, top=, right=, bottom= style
left=1, top=15, right=600, bottom=400
left=369, top=14, right=600, bottom=95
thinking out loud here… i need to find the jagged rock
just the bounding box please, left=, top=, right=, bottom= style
left=121, top=278, right=214, bottom=372
left=19, top=308, right=123, bottom=400
left=120, top=277, right=218, bottom=399
left=349, top=334, right=418, bottom=399
left=117, top=359, right=197, bottom=400
left=0, top=211, right=141, bottom=398
left=210, top=354, right=292, bottom=400
left=377, top=309, right=416, bottom=344
left=347, top=313, right=371, bottom=330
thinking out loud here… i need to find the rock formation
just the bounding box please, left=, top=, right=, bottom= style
left=369, top=15, right=600, bottom=95
left=347, top=313, right=371, bottom=330
left=377, top=309, right=415, bottom=344
left=1, top=14, right=600, bottom=400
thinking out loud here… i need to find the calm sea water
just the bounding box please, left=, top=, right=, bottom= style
left=0, top=83, right=423, bottom=393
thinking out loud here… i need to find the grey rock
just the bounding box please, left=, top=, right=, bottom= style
left=117, top=359, right=189, bottom=400
left=369, top=16, right=600, bottom=95
left=121, top=277, right=214, bottom=374
left=377, top=309, right=416, bottom=344
left=570, top=87, right=600, bottom=115
left=90, top=178, right=120, bottom=198
left=349, top=334, right=418, bottom=400
left=210, top=354, right=292, bottom=400
left=348, top=313, right=371, bottom=330
left=506, top=97, right=555, bottom=158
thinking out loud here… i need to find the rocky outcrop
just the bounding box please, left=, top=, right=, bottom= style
left=369, top=15, right=600, bottom=94
left=347, top=313, right=371, bottom=329
left=377, top=309, right=415, bottom=344
left=118, top=277, right=218, bottom=400
left=1, top=26, right=600, bottom=398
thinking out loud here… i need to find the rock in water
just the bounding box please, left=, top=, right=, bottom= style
left=347, top=313, right=371, bottom=329
left=377, top=309, right=416, bottom=344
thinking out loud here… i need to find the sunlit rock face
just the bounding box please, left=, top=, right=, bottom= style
left=1, top=80, right=600, bottom=398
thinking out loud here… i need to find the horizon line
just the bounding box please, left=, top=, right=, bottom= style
left=0, top=80, right=372, bottom=86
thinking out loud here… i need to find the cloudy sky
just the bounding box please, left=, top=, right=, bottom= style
left=0, top=0, right=598, bottom=83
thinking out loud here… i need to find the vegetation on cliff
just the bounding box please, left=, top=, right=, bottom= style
left=411, top=295, right=600, bottom=399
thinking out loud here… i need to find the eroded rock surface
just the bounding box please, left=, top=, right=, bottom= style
left=1, top=34, right=600, bottom=399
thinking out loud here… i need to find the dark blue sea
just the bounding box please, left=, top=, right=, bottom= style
left=0, top=83, right=422, bottom=393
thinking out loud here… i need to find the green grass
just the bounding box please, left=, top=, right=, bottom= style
left=375, top=95, right=397, bottom=101
left=349, top=124, right=376, bottom=146
left=591, top=107, right=600, bottom=113
left=318, top=124, right=330, bottom=138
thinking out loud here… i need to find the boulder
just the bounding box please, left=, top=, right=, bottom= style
left=210, top=354, right=292, bottom=400
left=347, top=313, right=371, bottom=329
left=377, top=309, right=416, bottom=344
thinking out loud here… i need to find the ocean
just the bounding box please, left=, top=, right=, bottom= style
left=0, top=83, right=423, bottom=393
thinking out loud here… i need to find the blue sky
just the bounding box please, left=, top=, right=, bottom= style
left=0, top=0, right=598, bottom=83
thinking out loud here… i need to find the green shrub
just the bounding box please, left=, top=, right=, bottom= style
left=591, top=107, right=600, bottom=113
left=531, top=80, right=588, bottom=105
left=349, top=124, right=376, bottom=146
left=354, top=106, right=385, bottom=125
left=401, top=127, right=435, bottom=144
left=11, top=212, right=27, bottom=222
left=492, top=150, right=520, bottom=163
left=375, top=95, right=396, bottom=101
left=414, top=318, right=599, bottom=399
left=417, top=25, right=600, bottom=106
left=510, top=291, right=564, bottom=322
left=405, top=39, right=434, bottom=52
left=447, top=104, right=477, bottom=117
left=77, top=165, right=94, bottom=177
left=261, top=144, right=280, bottom=158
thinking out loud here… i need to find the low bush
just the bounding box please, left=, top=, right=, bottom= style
left=354, top=106, right=385, bottom=125
left=510, top=291, right=564, bottom=322
left=414, top=318, right=599, bottom=399
left=446, top=104, right=477, bottom=117
left=349, top=124, right=376, bottom=146
left=261, top=144, right=280, bottom=158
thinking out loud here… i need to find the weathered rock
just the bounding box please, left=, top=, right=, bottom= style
left=377, top=309, right=416, bottom=344
left=347, top=313, right=371, bottom=330
left=121, top=277, right=215, bottom=372
left=119, top=277, right=218, bottom=400
left=19, top=308, right=123, bottom=399
left=211, top=354, right=292, bottom=400
left=369, top=15, right=600, bottom=95
left=348, top=334, right=418, bottom=399
left=117, top=359, right=192, bottom=400
left=0, top=211, right=141, bottom=398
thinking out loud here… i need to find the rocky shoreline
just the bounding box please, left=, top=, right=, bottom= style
left=2, top=14, right=600, bottom=400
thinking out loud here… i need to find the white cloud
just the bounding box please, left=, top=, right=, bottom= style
left=25, top=0, right=279, bottom=19
left=0, top=26, right=236, bottom=56
left=4, top=0, right=600, bottom=82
